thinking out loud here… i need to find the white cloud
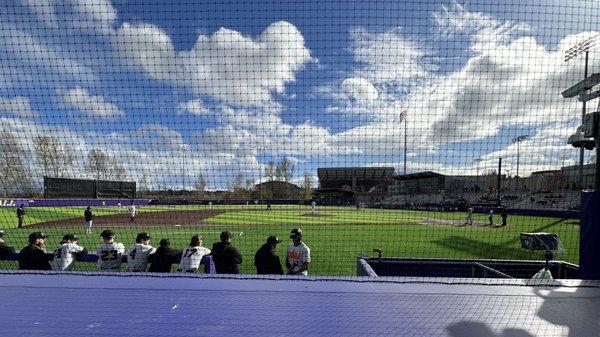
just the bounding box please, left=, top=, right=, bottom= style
left=22, top=0, right=117, bottom=34
left=177, top=99, right=212, bottom=116
left=0, top=96, right=37, bottom=118
left=113, top=21, right=313, bottom=108
left=350, top=27, right=430, bottom=86
left=0, top=24, right=98, bottom=89
left=60, top=86, right=124, bottom=119
left=341, top=77, right=379, bottom=104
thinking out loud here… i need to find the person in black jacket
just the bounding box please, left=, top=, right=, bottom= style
left=0, top=230, right=16, bottom=260
left=84, top=206, right=94, bottom=234
left=211, top=231, right=243, bottom=274
left=254, top=235, right=283, bottom=275
left=16, top=204, right=25, bottom=229
left=148, top=239, right=180, bottom=272
left=18, top=232, right=51, bottom=270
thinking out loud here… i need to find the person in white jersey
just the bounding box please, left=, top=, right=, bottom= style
left=126, top=232, right=156, bottom=272
left=51, top=234, right=87, bottom=271
left=178, top=234, right=211, bottom=273
left=96, top=229, right=125, bottom=271
left=466, top=206, right=474, bottom=226
left=286, top=228, right=311, bottom=276
left=128, top=203, right=137, bottom=223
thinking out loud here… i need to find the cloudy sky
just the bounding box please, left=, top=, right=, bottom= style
left=0, top=0, right=599, bottom=189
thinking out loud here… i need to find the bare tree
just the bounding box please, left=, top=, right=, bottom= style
left=109, top=157, right=126, bottom=180
left=0, top=130, right=31, bottom=197
left=87, top=149, right=110, bottom=180
left=303, top=172, right=313, bottom=200
left=264, top=161, right=276, bottom=181
left=34, top=136, right=74, bottom=178
left=195, top=173, right=207, bottom=198
left=276, top=156, right=295, bottom=182
left=138, top=174, right=149, bottom=195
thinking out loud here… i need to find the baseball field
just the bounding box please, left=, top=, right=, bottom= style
left=0, top=205, right=579, bottom=275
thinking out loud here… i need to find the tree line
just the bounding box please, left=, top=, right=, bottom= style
left=0, top=132, right=125, bottom=197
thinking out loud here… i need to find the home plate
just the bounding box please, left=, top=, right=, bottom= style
left=174, top=224, right=181, bottom=227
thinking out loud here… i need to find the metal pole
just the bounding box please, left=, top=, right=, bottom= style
left=497, top=158, right=502, bottom=207
left=403, top=117, right=407, bottom=206
left=515, top=141, right=520, bottom=192
left=580, top=51, right=589, bottom=189
left=403, top=117, right=407, bottom=175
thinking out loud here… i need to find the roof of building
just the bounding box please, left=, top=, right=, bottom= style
left=392, top=171, right=445, bottom=181
left=317, top=167, right=395, bottom=182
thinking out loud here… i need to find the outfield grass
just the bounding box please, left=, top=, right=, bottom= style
left=0, top=205, right=579, bottom=275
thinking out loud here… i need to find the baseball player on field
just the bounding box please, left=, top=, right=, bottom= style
left=286, top=228, right=311, bottom=275
left=126, top=232, right=156, bottom=272
left=178, top=234, right=211, bottom=273
left=128, top=203, right=137, bottom=223
left=84, top=206, right=94, bottom=234
left=52, top=234, right=87, bottom=271
left=96, top=229, right=125, bottom=271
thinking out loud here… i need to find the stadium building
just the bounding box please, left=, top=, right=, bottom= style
left=315, top=167, right=394, bottom=204
left=254, top=181, right=302, bottom=200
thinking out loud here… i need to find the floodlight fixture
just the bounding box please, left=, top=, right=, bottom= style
left=564, top=33, right=599, bottom=62
left=561, top=73, right=600, bottom=98
left=512, top=135, right=529, bottom=179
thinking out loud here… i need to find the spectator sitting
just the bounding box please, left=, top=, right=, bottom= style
left=149, top=239, right=180, bottom=273
left=254, top=235, right=284, bottom=275
left=211, top=231, right=243, bottom=274
left=18, top=232, right=51, bottom=270
left=0, top=230, right=15, bottom=260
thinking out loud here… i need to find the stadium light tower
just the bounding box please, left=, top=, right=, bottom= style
left=564, top=33, right=600, bottom=188
left=474, top=157, right=483, bottom=176
left=512, top=135, right=529, bottom=183
left=178, top=144, right=190, bottom=191
left=400, top=109, right=408, bottom=175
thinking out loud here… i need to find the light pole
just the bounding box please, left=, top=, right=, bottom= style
left=179, top=144, right=189, bottom=191
left=512, top=135, right=529, bottom=190
left=474, top=157, right=483, bottom=176
left=564, top=34, right=599, bottom=188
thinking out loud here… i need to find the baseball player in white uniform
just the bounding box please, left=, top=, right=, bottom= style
left=286, top=228, right=311, bottom=275
left=96, top=229, right=125, bottom=271
left=466, top=206, right=474, bottom=226
left=126, top=232, right=156, bottom=272
left=52, top=234, right=87, bottom=271
left=129, top=204, right=137, bottom=223
left=178, top=234, right=211, bottom=273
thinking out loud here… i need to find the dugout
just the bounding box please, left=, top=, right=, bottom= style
left=44, top=177, right=136, bottom=199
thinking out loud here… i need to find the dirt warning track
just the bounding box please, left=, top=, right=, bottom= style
left=29, top=210, right=225, bottom=229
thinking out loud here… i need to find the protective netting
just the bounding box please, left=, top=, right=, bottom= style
left=0, top=0, right=598, bottom=277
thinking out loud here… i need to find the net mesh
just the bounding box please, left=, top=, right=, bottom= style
left=0, top=0, right=597, bottom=277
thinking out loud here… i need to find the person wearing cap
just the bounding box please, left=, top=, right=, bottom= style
left=84, top=206, right=94, bottom=234
left=148, top=239, right=181, bottom=273
left=0, top=230, right=15, bottom=260
left=286, top=228, right=311, bottom=276
left=254, top=235, right=284, bottom=275
left=18, top=232, right=51, bottom=270
left=16, top=204, right=25, bottom=229
left=126, top=232, right=156, bottom=272
left=95, top=229, right=125, bottom=271
left=51, top=234, right=87, bottom=271
left=178, top=235, right=211, bottom=273
left=211, top=231, right=243, bottom=274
